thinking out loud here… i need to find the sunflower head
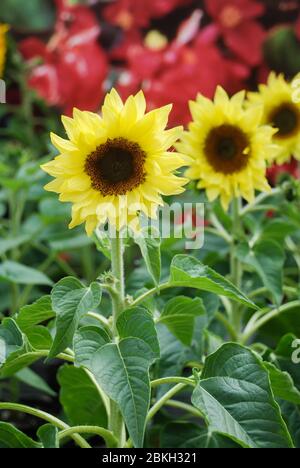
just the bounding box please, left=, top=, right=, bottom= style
left=0, top=24, right=9, bottom=78
left=248, top=72, right=300, bottom=164
left=176, top=86, right=276, bottom=210
left=41, top=89, right=188, bottom=235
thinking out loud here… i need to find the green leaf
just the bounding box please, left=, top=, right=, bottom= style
left=26, top=326, right=52, bottom=350
left=37, top=424, right=59, bottom=448
left=264, top=362, right=300, bottom=405
left=16, top=368, right=56, bottom=397
left=236, top=240, right=284, bottom=305
left=156, top=324, right=190, bottom=398
left=280, top=402, right=300, bottom=448
left=161, top=423, right=241, bottom=448
left=0, top=261, right=53, bottom=286
left=49, top=234, right=92, bottom=252
left=0, top=351, right=42, bottom=378
left=170, top=255, right=257, bottom=309
left=0, top=423, right=40, bottom=448
left=159, top=296, right=205, bottom=346
left=192, top=343, right=293, bottom=448
left=58, top=365, right=107, bottom=428
left=0, top=234, right=31, bottom=256
left=0, top=318, right=24, bottom=365
left=91, top=338, right=155, bottom=448
left=74, top=325, right=110, bottom=368
left=16, top=296, right=55, bottom=333
left=135, top=228, right=161, bottom=285
left=48, top=278, right=102, bottom=359
left=92, top=231, right=111, bottom=260
left=117, top=307, right=160, bottom=358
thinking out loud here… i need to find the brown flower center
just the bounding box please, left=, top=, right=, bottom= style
left=85, top=138, right=146, bottom=196
left=269, top=102, right=300, bottom=139
left=204, top=124, right=250, bottom=174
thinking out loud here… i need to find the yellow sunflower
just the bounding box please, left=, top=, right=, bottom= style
left=0, top=24, right=9, bottom=78
left=41, top=89, right=188, bottom=235
left=248, top=72, right=300, bottom=164
left=176, top=87, right=276, bottom=210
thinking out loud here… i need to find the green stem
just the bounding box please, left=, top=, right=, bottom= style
left=151, top=377, right=195, bottom=388
left=130, top=283, right=175, bottom=307
left=164, top=400, right=203, bottom=418
left=110, top=232, right=125, bottom=331
left=0, top=403, right=90, bottom=448
left=248, top=285, right=298, bottom=300
left=241, top=300, right=300, bottom=344
left=108, top=231, right=126, bottom=448
left=230, top=197, right=243, bottom=336
left=210, top=213, right=232, bottom=243
left=147, top=383, right=187, bottom=422
left=58, top=425, right=117, bottom=448
left=215, top=312, right=238, bottom=341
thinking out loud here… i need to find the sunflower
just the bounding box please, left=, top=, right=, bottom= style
left=41, top=89, right=188, bottom=235
left=248, top=73, right=300, bottom=164
left=0, top=24, right=9, bottom=78
left=176, top=87, right=276, bottom=210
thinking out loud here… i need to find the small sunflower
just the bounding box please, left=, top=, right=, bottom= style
left=42, top=89, right=188, bottom=235
left=0, top=24, right=9, bottom=78
left=177, top=87, right=276, bottom=210
left=248, top=72, right=300, bottom=164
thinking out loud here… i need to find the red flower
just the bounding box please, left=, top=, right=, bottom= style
left=267, top=159, right=300, bottom=186
left=19, top=0, right=107, bottom=114
left=204, top=0, right=266, bottom=66
left=103, top=0, right=192, bottom=29
left=115, top=11, right=249, bottom=126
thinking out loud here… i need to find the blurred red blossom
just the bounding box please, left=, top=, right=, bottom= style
left=204, top=0, right=266, bottom=66
left=19, top=0, right=107, bottom=115
left=103, top=0, right=192, bottom=29
left=115, top=11, right=249, bottom=126
left=267, top=159, right=300, bottom=185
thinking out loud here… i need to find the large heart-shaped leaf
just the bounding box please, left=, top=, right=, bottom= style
left=169, top=255, right=257, bottom=309
left=91, top=338, right=155, bottom=448
left=192, top=343, right=293, bottom=448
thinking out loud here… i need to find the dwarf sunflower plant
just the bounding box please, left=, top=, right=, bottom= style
left=1, top=88, right=300, bottom=451
left=248, top=73, right=300, bottom=164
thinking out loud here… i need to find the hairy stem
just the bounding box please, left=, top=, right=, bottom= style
left=58, top=425, right=117, bottom=448
left=108, top=231, right=126, bottom=447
